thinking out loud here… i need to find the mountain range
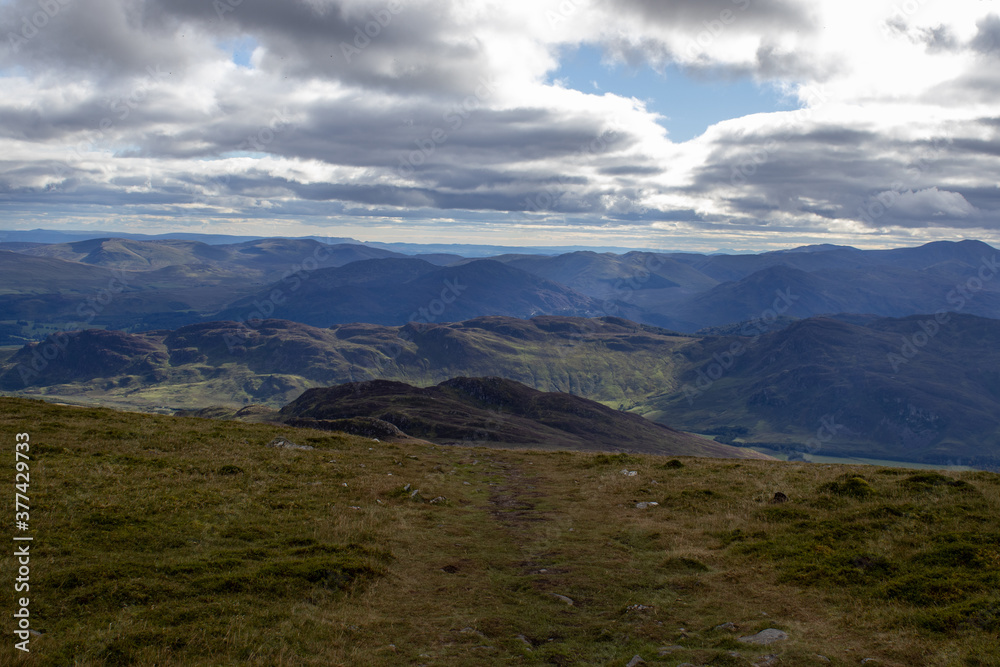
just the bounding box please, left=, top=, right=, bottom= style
left=2, top=310, right=998, bottom=466
left=2, top=237, right=996, bottom=344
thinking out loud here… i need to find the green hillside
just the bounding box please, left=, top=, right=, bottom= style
left=2, top=397, right=999, bottom=665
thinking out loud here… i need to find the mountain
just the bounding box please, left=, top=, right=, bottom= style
left=280, top=376, right=769, bottom=459
left=17, top=237, right=405, bottom=276
left=0, top=316, right=691, bottom=409
left=214, top=258, right=613, bottom=327
left=643, top=314, right=1000, bottom=466
left=4, top=311, right=999, bottom=465
left=485, top=250, right=717, bottom=299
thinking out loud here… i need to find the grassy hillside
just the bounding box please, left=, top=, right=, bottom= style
left=2, top=397, right=999, bottom=665
left=0, top=317, right=693, bottom=411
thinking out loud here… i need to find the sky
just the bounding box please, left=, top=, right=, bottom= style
left=1, top=0, right=999, bottom=252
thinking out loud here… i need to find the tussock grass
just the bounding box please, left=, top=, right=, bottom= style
left=2, top=397, right=999, bottom=665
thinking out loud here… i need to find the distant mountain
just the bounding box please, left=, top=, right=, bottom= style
left=280, top=376, right=769, bottom=459
left=0, top=228, right=359, bottom=246
left=644, top=314, right=1000, bottom=466
left=650, top=251, right=1000, bottom=331
left=485, top=250, right=717, bottom=301
left=18, top=237, right=404, bottom=276
left=214, top=258, right=614, bottom=327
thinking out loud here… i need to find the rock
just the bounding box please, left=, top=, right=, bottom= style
left=770, top=492, right=789, bottom=503
left=410, top=489, right=421, bottom=498
left=754, top=655, right=780, bottom=666
left=635, top=501, right=659, bottom=509
left=515, top=634, right=532, bottom=649
left=403, top=483, right=411, bottom=491
left=266, top=437, right=313, bottom=451
left=657, top=645, right=685, bottom=655
left=715, top=622, right=737, bottom=632
left=861, top=660, right=881, bottom=665
left=621, top=469, right=638, bottom=476
left=626, top=656, right=645, bottom=667
left=815, top=657, right=831, bottom=664
left=429, top=496, right=447, bottom=504
left=550, top=593, right=574, bottom=605
left=738, top=629, right=788, bottom=645
left=459, top=627, right=486, bottom=638
left=626, top=604, right=653, bottom=613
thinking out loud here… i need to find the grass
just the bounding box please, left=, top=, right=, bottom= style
left=2, top=397, right=999, bottom=665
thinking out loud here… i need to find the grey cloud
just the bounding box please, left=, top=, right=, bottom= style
left=971, top=14, right=1000, bottom=55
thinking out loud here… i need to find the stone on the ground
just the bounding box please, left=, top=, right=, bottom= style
left=626, top=656, right=645, bottom=667
left=738, top=628, right=788, bottom=645
left=715, top=621, right=737, bottom=631
left=550, top=593, right=574, bottom=605
left=635, top=501, right=659, bottom=509
left=266, top=437, right=314, bottom=450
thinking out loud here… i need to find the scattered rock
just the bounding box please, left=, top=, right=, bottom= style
left=266, top=437, right=314, bottom=451
left=626, top=604, right=654, bottom=613
left=515, top=634, right=532, bottom=649
left=409, top=489, right=421, bottom=498
left=459, top=627, right=486, bottom=639
left=626, top=656, right=646, bottom=667
left=404, top=484, right=411, bottom=491
left=621, top=469, right=638, bottom=476
left=657, top=645, right=685, bottom=655
left=770, top=492, right=789, bottom=504
left=861, top=660, right=881, bottom=665
left=429, top=496, right=447, bottom=504
left=738, top=629, right=789, bottom=645
left=635, top=501, right=659, bottom=509
left=815, top=657, right=831, bottom=664
left=754, top=655, right=780, bottom=666
left=715, top=622, right=738, bottom=631
left=550, top=593, right=574, bottom=605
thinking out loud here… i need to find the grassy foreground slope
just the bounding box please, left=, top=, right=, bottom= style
left=2, top=398, right=1000, bottom=666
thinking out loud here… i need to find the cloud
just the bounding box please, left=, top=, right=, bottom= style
left=0, top=0, right=998, bottom=249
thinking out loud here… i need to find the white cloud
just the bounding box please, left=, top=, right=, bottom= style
left=0, top=0, right=998, bottom=248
